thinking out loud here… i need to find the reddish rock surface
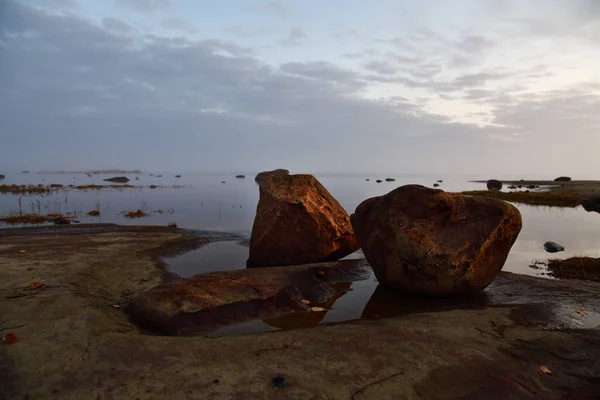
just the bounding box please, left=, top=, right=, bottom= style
left=128, top=260, right=369, bottom=335
left=254, top=169, right=289, bottom=184
left=247, top=174, right=359, bottom=268
left=351, top=185, right=522, bottom=295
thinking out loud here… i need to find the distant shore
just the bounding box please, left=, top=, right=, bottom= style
left=37, top=169, right=143, bottom=175
left=471, top=180, right=600, bottom=200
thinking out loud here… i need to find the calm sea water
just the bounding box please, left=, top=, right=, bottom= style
left=1, top=172, right=600, bottom=277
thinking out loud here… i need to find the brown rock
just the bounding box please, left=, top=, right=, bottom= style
left=350, top=185, right=522, bottom=295
left=247, top=174, right=359, bottom=268
left=128, top=260, right=369, bottom=335
left=254, top=169, right=289, bottom=184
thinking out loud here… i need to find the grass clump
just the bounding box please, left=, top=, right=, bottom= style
left=0, top=213, right=49, bottom=225
left=123, top=209, right=149, bottom=219
left=531, top=257, right=600, bottom=282
left=461, top=190, right=581, bottom=207
left=0, top=185, right=53, bottom=195
left=0, top=213, right=74, bottom=225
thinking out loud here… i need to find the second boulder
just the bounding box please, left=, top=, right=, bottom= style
left=247, top=174, right=359, bottom=268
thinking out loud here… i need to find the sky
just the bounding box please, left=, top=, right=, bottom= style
left=1, top=0, right=599, bottom=177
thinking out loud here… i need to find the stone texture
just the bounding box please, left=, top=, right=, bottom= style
left=254, top=169, right=289, bottom=184
left=247, top=174, right=359, bottom=268
left=350, top=185, right=522, bottom=295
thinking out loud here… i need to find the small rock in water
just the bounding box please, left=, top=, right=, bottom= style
left=433, top=183, right=440, bottom=187
left=437, top=180, right=443, bottom=183
left=376, top=180, right=382, bottom=183
left=235, top=175, right=245, bottom=179
left=385, top=178, right=395, bottom=182
left=543, top=241, right=565, bottom=253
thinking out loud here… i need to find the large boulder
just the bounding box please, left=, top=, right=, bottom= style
left=247, top=174, right=359, bottom=268
left=487, top=179, right=502, bottom=191
left=255, top=169, right=289, bottom=184
left=554, top=176, right=572, bottom=182
left=350, top=185, right=522, bottom=295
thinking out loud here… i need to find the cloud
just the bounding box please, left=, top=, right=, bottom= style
left=162, top=17, right=198, bottom=35
left=115, top=0, right=171, bottom=11
left=246, top=1, right=289, bottom=18
left=363, top=61, right=397, bottom=76
left=279, top=26, right=306, bottom=46
left=1, top=0, right=599, bottom=177
left=102, top=18, right=138, bottom=34
left=224, top=26, right=273, bottom=38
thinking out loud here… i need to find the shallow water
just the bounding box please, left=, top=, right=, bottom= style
left=2, top=172, right=600, bottom=278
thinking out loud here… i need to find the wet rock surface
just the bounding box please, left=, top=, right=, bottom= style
left=0, top=226, right=599, bottom=399
left=129, top=259, right=370, bottom=335
left=351, top=185, right=522, bottom=295
left=247, top=174, right=359, bottom=268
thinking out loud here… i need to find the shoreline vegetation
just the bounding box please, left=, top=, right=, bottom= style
left=530, top=257, right=600, bottom=282
left=461, top=190, right=581, bottom=207
left=471, top=179, right=600, bottom=199
left=0, top=184, right=185, bottom=195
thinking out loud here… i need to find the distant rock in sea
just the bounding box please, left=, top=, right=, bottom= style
left=376, top=180, right=382, bottom=183
left=554, top=176, right=572, bottom=182
left=175, top=175, right=182, bottom=178
left=103, top=176, right=130, bottom=183
left=433, top=183, right=440, bottom=187
left=437, top=180, right=443, bottom=183
left=543, top=241, right=565, bottom=253
left=366, top=179, right=370, bottom=181
left=235, top=175, right=245, bottom=179
left=0, top=174, right=5, bottom=180
left=385, top=178, right=395, bottom=182
left=582, top=198, right=600, bottom=213
left=487, top=179, right=502, bottom=191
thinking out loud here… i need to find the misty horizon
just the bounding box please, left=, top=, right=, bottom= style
left=1, top=0, right=599, bottom=178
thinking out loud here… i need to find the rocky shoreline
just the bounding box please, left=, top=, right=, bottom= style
left=0, top=225, right=599, bottom=398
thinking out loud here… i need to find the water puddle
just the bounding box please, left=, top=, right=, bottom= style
left=164, top=242, right=600, bottom=338
left=165, top=241, right=249, bottom=277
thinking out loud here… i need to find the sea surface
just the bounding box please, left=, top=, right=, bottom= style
left=1, top=171, right=600, bottom=278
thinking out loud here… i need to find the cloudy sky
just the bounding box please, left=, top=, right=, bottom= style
left=1, top=0, right=599, bottom=177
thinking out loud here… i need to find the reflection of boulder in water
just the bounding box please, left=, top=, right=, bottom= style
left=263, top=282, right=352, bottom=330
left=361, top=284, right=488, bottom=320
